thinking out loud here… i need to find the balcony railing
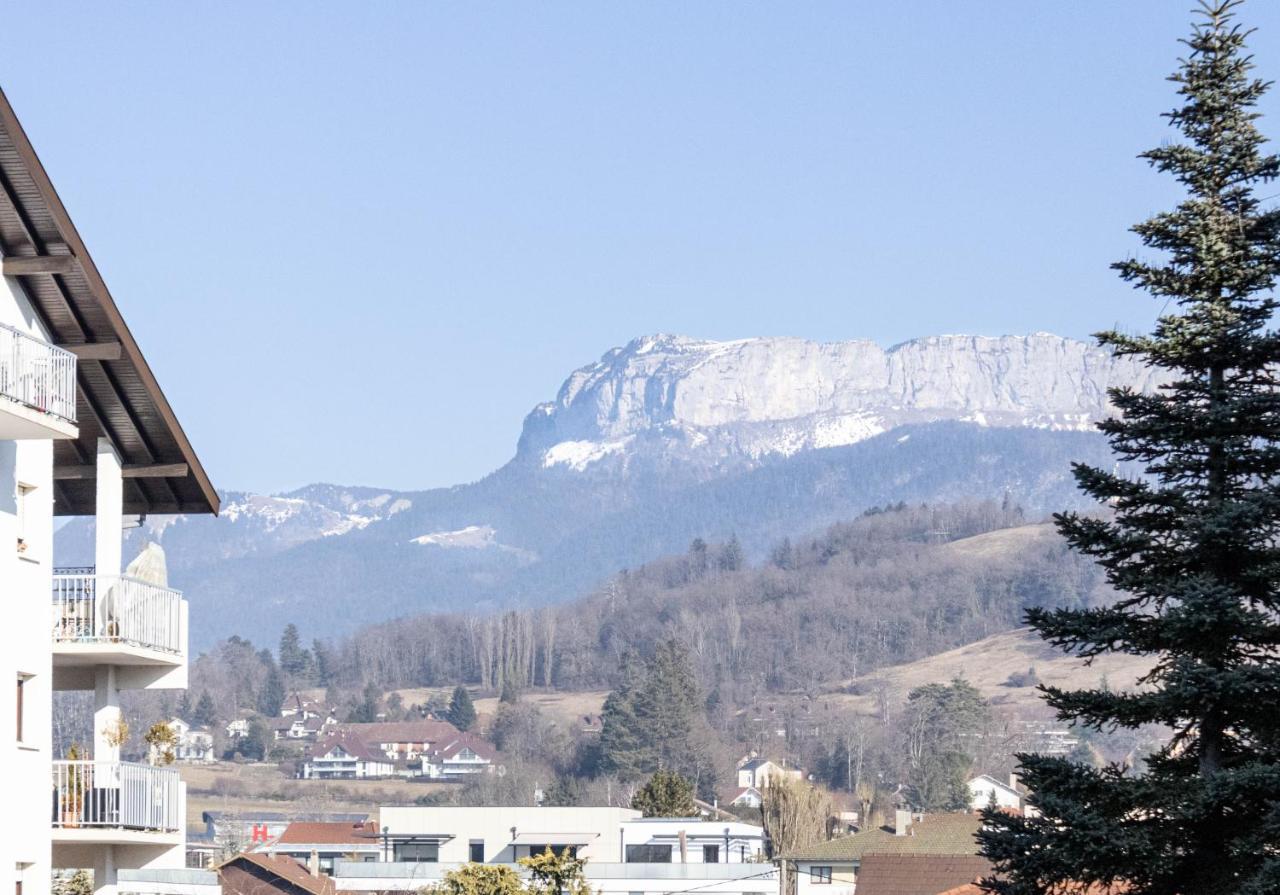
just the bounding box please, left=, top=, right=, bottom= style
left=52, top=573, right=183, bottom=654
left=51, top=761, right=181, bottom=832
left=0, top=321, right=76, bottom=423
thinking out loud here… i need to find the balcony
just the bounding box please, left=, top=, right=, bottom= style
left=51, top=761, right=182, bottom=845
left=0, top=321, right=77, bottom=439
left=52, top=572, right=187, bottom=681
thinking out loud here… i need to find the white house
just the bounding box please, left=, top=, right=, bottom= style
left=967, top=774, right=1023, bottom=812
left=281, top=692, right=328, bottom=719
left=225, top=717, right=251, bottom=739
left=301, top=732, right=395, bottom=779
left=726, top=786, right=763, bottom=809
left=420, top=732, right=498, bottom=779
left=735, top=756, right=802, bottom=789
left=168, top=718, right=216, bottom=763
left=256, top=821, right=382, bottom=875
left=0, top=89, right=219, bottom=895
left=270, top=714, right=333, bottom=742
left=378, top=806, right=643, bottom=863
left=620, top=818, right=766, bottom=864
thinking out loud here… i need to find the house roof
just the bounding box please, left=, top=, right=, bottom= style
left=0, top=88, right=218, bottom=516
left=432, top=732, right=497, bottom=761
left=337, top=719, right=458, bottom=744
left=970, top=775, right=1020, bottom=796
left=787, top=814, right=982, bottom=862
left=310, top=732, right=388, bottom=764
left=728, top=786, right=762, bottom=803
left=221, top=852, right=335, bottom=895
left=204, top=811, right=368, bottom=824
left=276, top=821, right=379, bottom=846
left=853, top=855, right=992, bottom=895
left=739, top=758, right=770, bottom=771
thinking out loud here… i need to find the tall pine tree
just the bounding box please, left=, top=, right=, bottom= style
left=979, top=4, right=1280, bottom=893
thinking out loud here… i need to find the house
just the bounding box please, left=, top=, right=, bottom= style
left=420, top=732, right=498, bottom=779
left=378, top=805, right=642, bottom=862
left=226, top=716, right=252, bottom=739
left=620, top=818, right=766, bottom=863
left=726, top=785, right=763, bottom=809
left=257, top=821, right=382, bottom=874
left=270, top=713, right=335, bottom=742
left=852, top=854, right=993, bottom=895
left=220, top=853, right=335, bottom=895
left=736, top=756, right=803, bottom=789
left=169, top=717, right=216, bottom=763
left=201, top=812, right=371, bottom=851
left=335, top=718, right=460, bottom=761
left=281, top=692, right=329, bottom=720
left=787, top=812, right=983, bottom=895
left=967, top=774, right=1023, bottom=812
left=301, top=732, right=396, bottom=779
left=0, top=87, right=219, bottom=895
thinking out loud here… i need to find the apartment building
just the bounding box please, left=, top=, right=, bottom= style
left=0, top=88, right=218, bottom=895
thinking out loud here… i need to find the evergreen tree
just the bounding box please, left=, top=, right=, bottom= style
left=718, top=535, right=744, bottom=572
left=979, top=5, right=1280, bottom=893
left=597, top=652, right=651, bottom=779
left=191, top=690, right=216, bottom=727
left=446, top=685, right=478, bottom=731
left=902, top=679, right=986, bottom=810
left=278, top=623, right=307, bottom=676
left=239, top=719, right=268, bottom=761
left=313, top=639, right=333, bottom=686
left=631, top=769, right=697, bottom=817
left=348, top=682, right=382, bottom=723
left=633, top=640, right=699, bottom=771
left=258, top=663, right=285, bottom=717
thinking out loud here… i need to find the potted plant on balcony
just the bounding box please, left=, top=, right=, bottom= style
left=60, top=743, right=87, bottom=827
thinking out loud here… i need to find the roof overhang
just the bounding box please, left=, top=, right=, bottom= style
left=0, top=87, right=217, bottom=516
left=511, top=833, right=600, bottom=846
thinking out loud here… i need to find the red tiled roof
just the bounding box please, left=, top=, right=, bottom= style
left=431, top=732, right=497, bottom=761
left=854, top=854, right=992, bottom=895
left=221, top=853, right=335, bottom=895
left=310, top=732, right=387, bottom=764
left=336, top=719, right=458, bottom=744
left=276, top=821, right=379, bottom=846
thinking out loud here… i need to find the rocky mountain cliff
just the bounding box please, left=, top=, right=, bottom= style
left=518, top=333, right=1157, bottom=471
left=57, top=333, right=1150, bottom=648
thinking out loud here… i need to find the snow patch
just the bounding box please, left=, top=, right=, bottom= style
left=812, top=412, right=886, bottom=449
left=542, top=437, right=633, bottom=471
left=411, top=525, right=498, bottom=549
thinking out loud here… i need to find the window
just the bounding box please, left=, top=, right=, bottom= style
left=625, top=845, right=673, bottom=863
left=16, top=483, right=33, bottom=556
left=469, top=841, right=485, bottom=863
left=16, top=674, right=28, bottom=742
left=702, top=845, right=719, bottom=864
left=393, top=843, right=439, bottom=863
left=809, top=866, right=832, bottom=884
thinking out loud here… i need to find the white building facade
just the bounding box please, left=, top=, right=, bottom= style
left=0, top=87, right=219, bottom=895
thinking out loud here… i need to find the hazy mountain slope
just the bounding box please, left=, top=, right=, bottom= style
left=56, top=332, right=1143, bottom=649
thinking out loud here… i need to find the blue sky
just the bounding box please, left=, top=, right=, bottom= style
left=4, top=2, right=1279, bottom=493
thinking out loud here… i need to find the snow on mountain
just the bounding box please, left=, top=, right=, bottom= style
left=517, top=333, right=1159, bottom=469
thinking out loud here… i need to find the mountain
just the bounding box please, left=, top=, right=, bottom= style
left=56, top=332, right=1148, bottom=650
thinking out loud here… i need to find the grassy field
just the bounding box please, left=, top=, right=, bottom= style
left=179, top=761, right=450, bottom=826
left=826, top=627, right=1152, bottom=713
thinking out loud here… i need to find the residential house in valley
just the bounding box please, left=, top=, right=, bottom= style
left=256, top=821, right=382, bottom=874
left=169, top=717, right=216, bottom=763
left=0, top=87, right=219, bottom=895
left=786, top=812, right=983, bottom=895
left=736, top=756, right=803, bottom=789
left=301, top=732, right=395, bottom=779
left=966, top=774, right=1023, bottom=812
left=336, top=718, right=460, bottom=761
left=420, top=731, right=498, bottom=779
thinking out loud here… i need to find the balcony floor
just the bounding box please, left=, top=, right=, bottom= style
left=0, top=400, right=77, bottom=439
left=53, top=827, right=183, bottom=848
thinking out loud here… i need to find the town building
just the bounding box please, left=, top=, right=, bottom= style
left=966, top=774, right=1023, bottom=812
left=620, top=818, right=766, bottom=863
left=168, top=718, right=216, bottom=764
left=300, top=732, right=395, bottom=780
left=0, top=88, right=219, bottom=895
left=735, top=756, right=803, bottom=789
left=851, top=854, right=992, bottom=895
left=786, top=812, right=983, bottom=895
left=420, top=732, right=498, bottom=779
left=256, top=822, right=382, bottom=875
left=220, top=853, right=336, bottom=895
left=335, top=718, right=460, bottom=761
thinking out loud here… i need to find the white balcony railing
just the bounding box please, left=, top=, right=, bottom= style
left=52, top=573, right=183, bottom=654
left=0, top=321, right=76, bottom=423
left=51, top=761, right=181, bottom=832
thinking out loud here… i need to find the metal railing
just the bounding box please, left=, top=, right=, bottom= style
left=51, top=761, right=181, bottom=831
left=52, top=574, right=183, bottom=654
left=0, top=321, right=76, bottom=423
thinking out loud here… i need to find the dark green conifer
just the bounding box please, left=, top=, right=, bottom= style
left=980, top=4, right=1280, bottom=893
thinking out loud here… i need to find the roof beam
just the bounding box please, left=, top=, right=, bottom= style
left=2, top=254, right=77, bottom=276
left=62, top=341, right=122, bottom=361
left=53, top=462, right=189, bottom=481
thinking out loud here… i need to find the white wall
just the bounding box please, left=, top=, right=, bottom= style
left=0, top=268, right=57, bottom=895
left=379, top=807, right=642, bottom=863
left=968, top=777, right=1021, bottom=811
left=793, top=861, right=857, bottom=895
left=620, top=819, right=765, bottom=863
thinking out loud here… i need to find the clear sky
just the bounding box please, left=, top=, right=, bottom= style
left=4, top=2, right=1280, bottom=494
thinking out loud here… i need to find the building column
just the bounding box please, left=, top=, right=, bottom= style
left=93, top=845, right=117, bottom=895
left=94, top=665, right=120, bottom=761
left=94, top=438, right=122, bottom=577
